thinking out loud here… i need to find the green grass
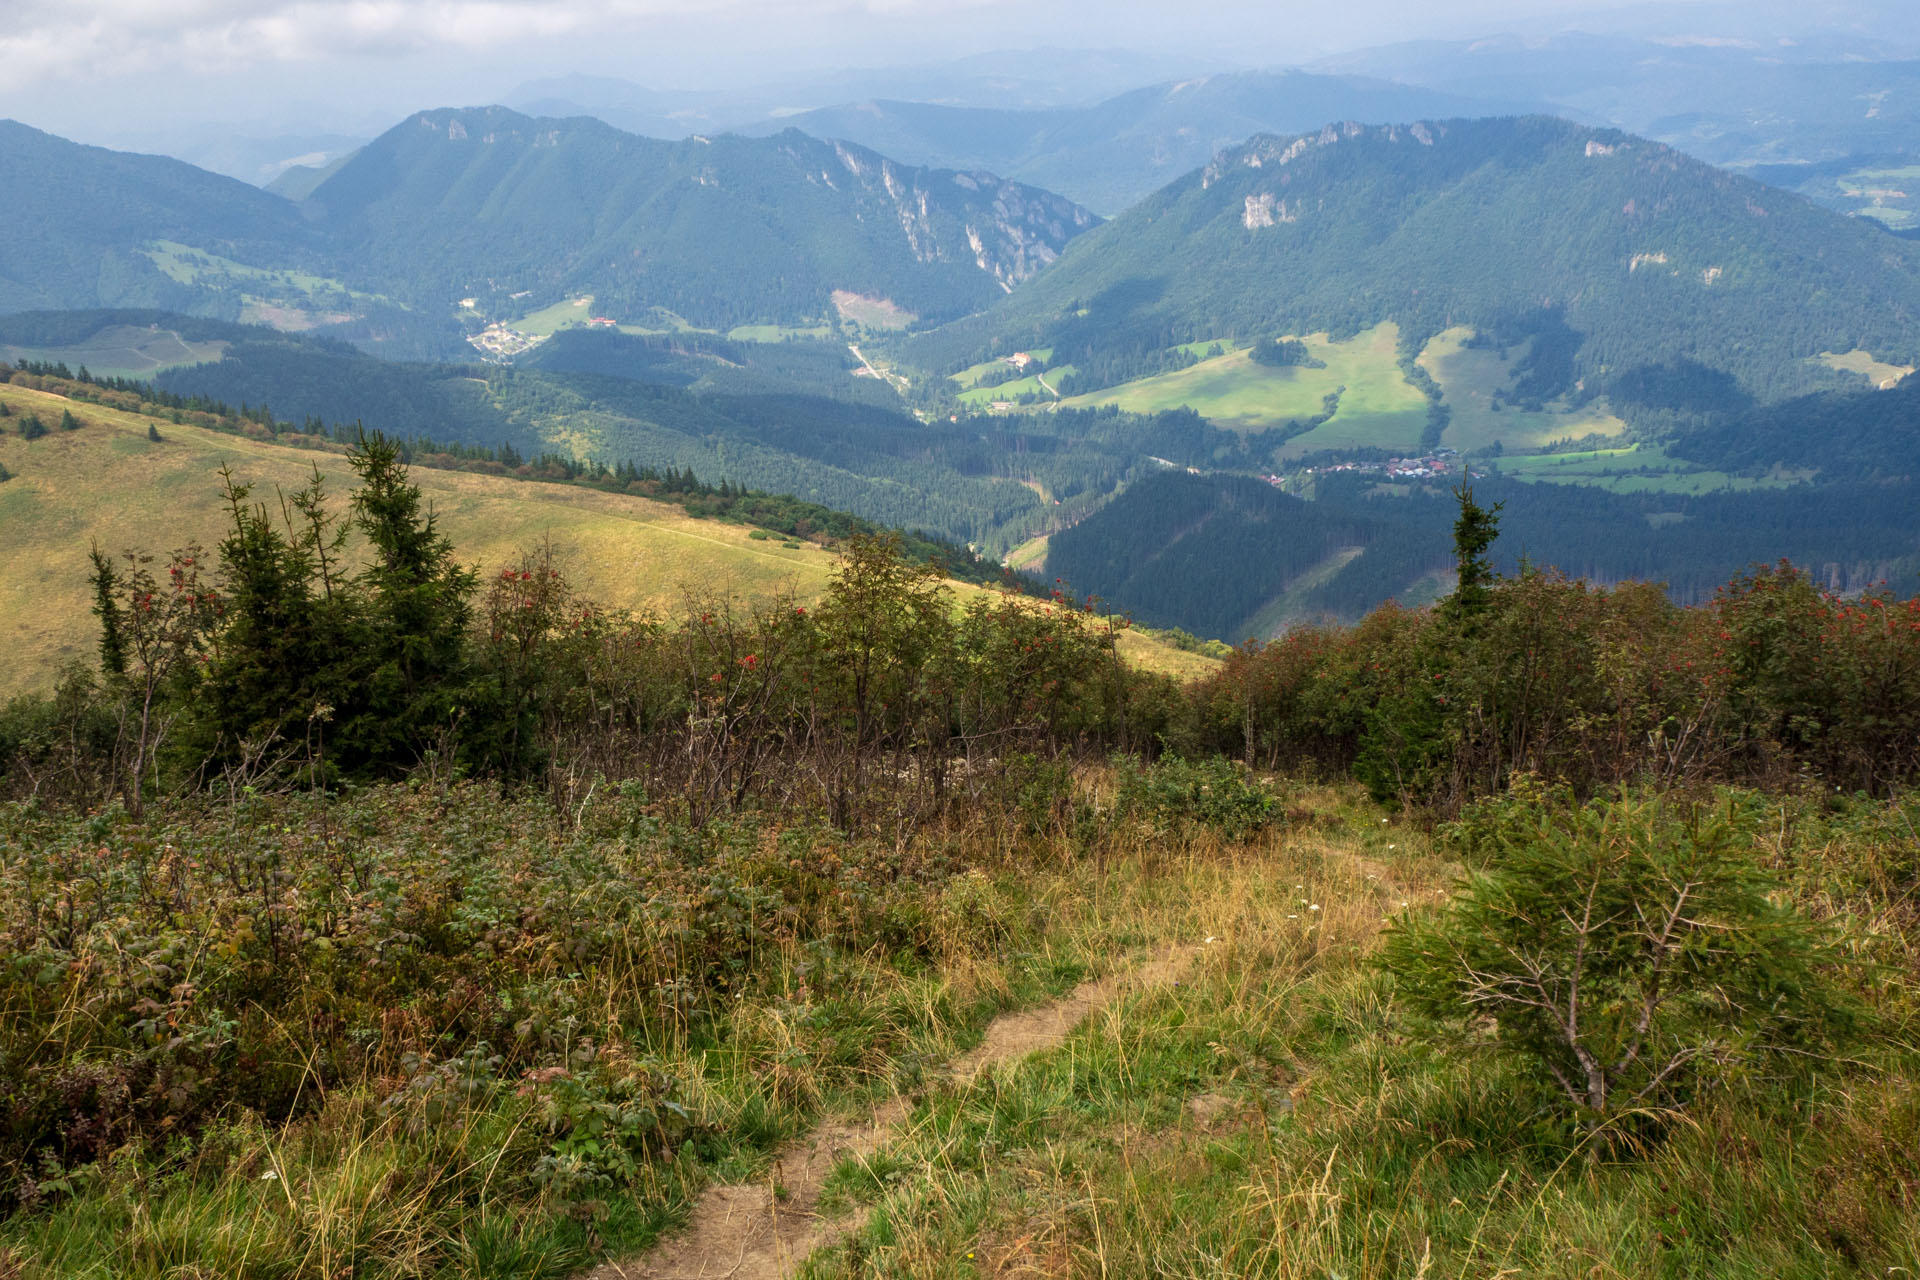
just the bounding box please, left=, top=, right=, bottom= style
left=2, top=742, right=1914, bottom=1278
left=510, top=296, right=599, bottom=337
left=1418, top=325, right=1629, bottom=454
left=142, top=242, right=364, bottom=300
left=0, top=324, right=228, bottom=380
left=1061, top=323, right=1430, bottom=454
left=1832, top=163, right=1920, bottom=229
left=956, top=366, right=1075, bottom=407
left=798, top=786, right=1920, bottom=1280
left=728, top=323, right=833, bottom=343
left=1487, top=442, right=1783, bottom=494
left=141, top=240, right=390, bottom=334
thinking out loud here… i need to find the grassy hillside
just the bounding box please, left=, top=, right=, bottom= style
left=0, top=381, right=1208, bottom=699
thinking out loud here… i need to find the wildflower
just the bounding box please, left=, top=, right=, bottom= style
left=1309, top=904, right=1321, bottom=912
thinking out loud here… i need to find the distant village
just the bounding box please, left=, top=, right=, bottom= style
left=1288, top=448, right=1472, bottom=481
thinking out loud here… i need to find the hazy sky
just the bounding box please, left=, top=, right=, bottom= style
left=3, top=0, right=1915, bottom=150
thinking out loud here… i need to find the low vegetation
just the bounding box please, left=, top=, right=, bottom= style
left=1, top=459, right=1916, bottom=1278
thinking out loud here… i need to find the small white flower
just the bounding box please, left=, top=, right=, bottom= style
left=1309, top=904, right=1321, bottom=912
left=260, top=1170, right=280, bottom=1182
left=1204, top=935, right=1219, bottom=944
left=1387, top=844, right=1395, bottom=850
left=1288, top=914, right=1298, bottom=919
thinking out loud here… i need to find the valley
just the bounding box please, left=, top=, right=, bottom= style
left=7, top=84, right=1920, bottom=647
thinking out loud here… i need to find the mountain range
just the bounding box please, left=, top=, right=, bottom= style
left=909, top=115, right=1920, bottom=407
left=738, top=72, right=1529, bottom=213
left=0, top=108, right=1098, bottom=348
left=7, top=97, right=1920, bottom=641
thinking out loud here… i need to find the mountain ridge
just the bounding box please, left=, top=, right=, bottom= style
left=905, top=114, right=1920, bottom=408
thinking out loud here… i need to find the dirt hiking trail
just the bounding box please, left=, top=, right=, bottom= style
left=583, top=947, right=1195, bottom=1280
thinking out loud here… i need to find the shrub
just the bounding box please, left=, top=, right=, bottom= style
left=1381, top=792, right=1851, bottom=1126
left=1113, top=753, right=1276, bottom=839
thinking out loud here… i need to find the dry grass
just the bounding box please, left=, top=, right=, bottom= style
left=0, top=382, right=1212, bottom=697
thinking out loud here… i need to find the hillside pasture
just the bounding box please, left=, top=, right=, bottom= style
left=1488, top=442, right=1784, bottom=494
left=510, top=295, right=598, bottom=336
left=1062, top=323, right=1430, bottom=454
left=1834, top=162, right=1920, bottom=229
left=727, top=322, right=833, bottom=342
left=0, top=383, right=1211, bottom=698
left=0, top=324, right=228, bottom=379
left=1418, top=326, right=1629, bottom=454
left=957, top=365, right=1075, bottom=407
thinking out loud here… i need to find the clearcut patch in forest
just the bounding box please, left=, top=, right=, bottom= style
left=832, top=291, right=916, bottom=331
left=1819, top=347, right=1916, bottom=390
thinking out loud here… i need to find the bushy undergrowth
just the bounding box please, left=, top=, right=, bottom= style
left=1192, top=560, right=1920, bottom=807
left=0, top=777, right=1111, bottom=1275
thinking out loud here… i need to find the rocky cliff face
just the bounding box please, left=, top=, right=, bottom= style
left=306, top=109, right=1101, bottom=328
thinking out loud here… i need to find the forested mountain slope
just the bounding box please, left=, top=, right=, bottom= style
left=0, top=112, right=1098, bottom=348
left=1047, top=468, right=1920, bottom=641
left=907, top=116, right=1920, bottom=408
left=0, top=120, right=316, bottom=315
left=303, top=107, right=1099, bottom=329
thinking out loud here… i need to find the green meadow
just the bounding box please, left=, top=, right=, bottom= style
left=1487, top=442, right=1781, bottom=494
left=1064, top=323, right=1430, bottom=455
left=1417, top=326, right=1630, bottom=454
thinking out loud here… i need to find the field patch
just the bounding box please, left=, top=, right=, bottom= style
left=1833, top=163, right=1920, bottom=229
left=1418, top=326, right=1629, bottom=453
left=142, top=241, right=382, bottom=332
left=957, top=365, right=1075, bottom=408
left=0, top=324, right=228, bottom=379
left=1064, top=323, right=1427, bottom=454
left=727, top=322, right=833, bottom=343
left=1487, top=442, right=1783, bottom=494
left=1819, top=348, right=1915, bottom=389
left=510, top=295, right=598, bottom=336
